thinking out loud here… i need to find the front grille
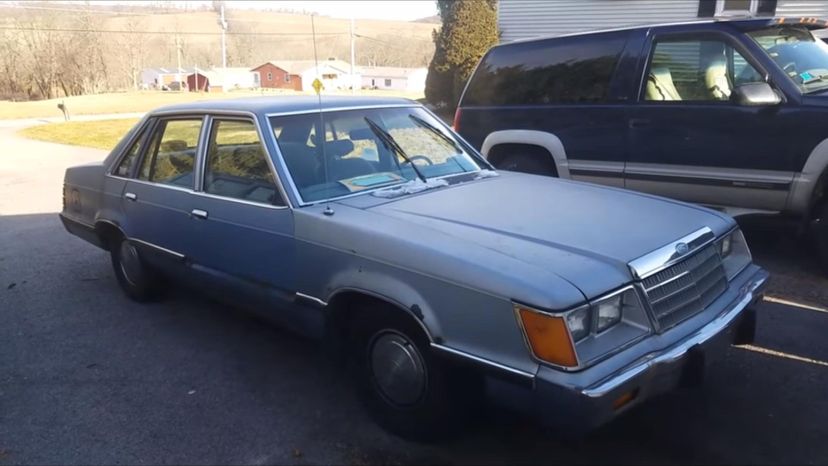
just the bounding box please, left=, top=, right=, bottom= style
left=641, top=243, right=727, bottom=330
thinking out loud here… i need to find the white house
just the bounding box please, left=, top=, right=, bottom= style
left=498, top=0, right=828, bottom=42
left=359, top=67, right=428, bottom=92
left=140, top=67, right=197, bottom=89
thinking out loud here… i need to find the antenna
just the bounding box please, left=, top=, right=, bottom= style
left=311, top=14, right=334, bottom=216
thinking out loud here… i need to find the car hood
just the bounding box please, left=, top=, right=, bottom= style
left=355, top=172, right=734, bottom=299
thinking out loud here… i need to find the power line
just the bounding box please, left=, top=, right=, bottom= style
left=0, top=25, right=348, bottom=36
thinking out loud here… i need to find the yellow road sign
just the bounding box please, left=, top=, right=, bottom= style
left=312, top=78, right=324, bottom=94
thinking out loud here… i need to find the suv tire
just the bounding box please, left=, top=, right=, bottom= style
left=497, top=153, right=557, bottom=176
left=350, top=306, right=477, bottom=442
left=111, top=236, right=163, bottom=302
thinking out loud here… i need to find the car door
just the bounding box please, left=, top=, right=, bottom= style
left=626, top=28, right=794, bottom=212
left=187, top=115, right=300, bottom=326
left=121, top=116, right=204, bottom=268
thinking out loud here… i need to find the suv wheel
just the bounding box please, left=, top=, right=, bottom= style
left=111, top=236, right=162, bottom=301
left=350, top=307, right=476, bottom=442
left=497, top=153, right=557, bottom=176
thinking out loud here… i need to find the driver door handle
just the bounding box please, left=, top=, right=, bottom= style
left=190, top=209, right=208, bottom=220
left=124, top=192, right=137, bottom=201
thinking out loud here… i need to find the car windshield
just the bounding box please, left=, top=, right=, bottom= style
left=270, top=106, right=482, bottom=203
left=749, top=26, right=828, bottom=93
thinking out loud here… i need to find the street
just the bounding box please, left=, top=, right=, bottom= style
left=1, top=120, right=827, bottom=465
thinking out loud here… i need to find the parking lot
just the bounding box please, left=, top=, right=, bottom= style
left=1, top=119, right=827, bottom=465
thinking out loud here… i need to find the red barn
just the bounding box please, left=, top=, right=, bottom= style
left=252, top=62, right=302, bottom=90
left=186, top=72, right=210, bottom=92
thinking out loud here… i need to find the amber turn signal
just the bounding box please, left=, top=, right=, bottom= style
left=516, top=306, right=578, bottom=368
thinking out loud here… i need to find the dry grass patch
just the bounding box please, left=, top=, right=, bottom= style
left=19, top=118, right=141, bottom=150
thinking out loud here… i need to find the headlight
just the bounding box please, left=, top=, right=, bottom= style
left=717, top=229, right=751, bottom=280
left=515, top=287, right=652, bottom=370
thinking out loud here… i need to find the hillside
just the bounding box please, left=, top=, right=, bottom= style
left=0, top=3, right=437, bottom=99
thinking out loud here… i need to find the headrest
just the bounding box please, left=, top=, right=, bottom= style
left=323, top=139, right=355, bottom=158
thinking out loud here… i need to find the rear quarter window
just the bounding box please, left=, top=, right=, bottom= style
left=462, top=31, right=629, bottom=106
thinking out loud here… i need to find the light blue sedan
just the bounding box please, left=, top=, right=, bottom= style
left=60, top=96, right=767, bottom=440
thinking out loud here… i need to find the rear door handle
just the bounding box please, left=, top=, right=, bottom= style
left=190, top=209, right=208, bottom=220
left=124, top=192, right=137, bottom=201
left=628, top=118, right=651, bottom=129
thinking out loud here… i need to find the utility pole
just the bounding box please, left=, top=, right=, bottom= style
left=350, top=17, right=356, bottom=95
left=218, top=3, right=228, bottom=92
left=175, top=34, right=182, bottom=87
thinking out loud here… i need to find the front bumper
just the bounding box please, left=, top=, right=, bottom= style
left=531, top=264, right=768, bottom=434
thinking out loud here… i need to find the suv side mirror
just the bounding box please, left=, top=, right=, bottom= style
left=732, top=82, right=782, bottom=106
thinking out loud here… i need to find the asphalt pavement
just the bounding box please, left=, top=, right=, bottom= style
left=1, top=119, right=827, bottom=465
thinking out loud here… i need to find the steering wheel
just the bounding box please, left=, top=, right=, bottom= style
left=403, top=155, right=434, bottom=166
left=782, top=61, right=797, bottom=75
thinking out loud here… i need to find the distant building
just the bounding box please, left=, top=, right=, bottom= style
left=359, top=67, right=427, bottom=92
left=186, top=68, right=259, bottom=92
left=498, top=0, right=828, bottom=42
left=251, top=59, right=359, bottom=92
left=140, top=67, right=196, bottom=89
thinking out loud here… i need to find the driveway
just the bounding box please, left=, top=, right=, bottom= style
left=1, top=120, right=827, bottom=465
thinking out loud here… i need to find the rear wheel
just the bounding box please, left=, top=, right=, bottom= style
left=110, top=236, right=162, bottom=302
left=496, top=152, right=557, bottom=177
left=350, top=306, right=477, bottom=442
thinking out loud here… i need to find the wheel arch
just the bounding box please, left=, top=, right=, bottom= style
left=790, top=137, right=828, bottom=219
left=480, top=130, right=570, bottom=178
left=93, top=218, right=125, bottom=252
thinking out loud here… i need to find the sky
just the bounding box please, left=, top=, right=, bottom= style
left=8, top=1, right=440, bottom=21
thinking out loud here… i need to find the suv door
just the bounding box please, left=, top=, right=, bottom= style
left=122, top=117, right=204, bottom=268
left=627, top=28, right=794, bottom=211
left=187, top=116, right=298, bottom=323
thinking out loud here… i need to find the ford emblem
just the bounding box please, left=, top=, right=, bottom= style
left=675, top=242, right=690, bottom=255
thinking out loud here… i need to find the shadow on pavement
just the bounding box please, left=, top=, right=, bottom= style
left=1, top=213, right=826, bottom=465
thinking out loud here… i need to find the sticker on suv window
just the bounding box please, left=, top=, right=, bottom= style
left=800, top=71, right=815, bottom=81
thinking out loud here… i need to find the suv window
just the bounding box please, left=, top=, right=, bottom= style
left=462, top=32, right=628, bottom=106
left=645, top=38, right=764, bottom=102
left=114, top=127, right=148, bottom=178
left=204, top=119, right=283, bottom=205
left=139, top=119, right=202, bottom=187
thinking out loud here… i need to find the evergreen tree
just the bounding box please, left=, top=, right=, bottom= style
left=425, top=0, right=497, bottom=109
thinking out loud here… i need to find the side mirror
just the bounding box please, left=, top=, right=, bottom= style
left=732, top=82, right=782, bottom=106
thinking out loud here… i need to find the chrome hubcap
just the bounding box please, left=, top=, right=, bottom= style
left=119, top=240, right=141, bottom=286
left=369, top=331, right=426, bottom=406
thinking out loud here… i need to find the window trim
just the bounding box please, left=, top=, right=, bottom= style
left=108, top=119, right=154, bottom=179
left=138, top=115, right=207, bottom=188
left=715, top=0, right=758, bottom=17
left=637, top=29, right=771, bottom=104
left=198, top=115, right=288, bottom=208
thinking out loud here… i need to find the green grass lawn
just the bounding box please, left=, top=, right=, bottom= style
left=18, top=118, right=141, bottom=150
left=1, top=89, right=425, bottom=120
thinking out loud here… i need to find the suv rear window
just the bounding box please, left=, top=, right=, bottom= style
left=462, top=31, right=628, bottom=106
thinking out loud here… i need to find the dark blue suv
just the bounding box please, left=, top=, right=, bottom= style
left=455, top=17, right=828, bottom=270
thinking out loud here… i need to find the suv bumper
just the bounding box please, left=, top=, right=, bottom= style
left=531, top=265, right=767, bottom=434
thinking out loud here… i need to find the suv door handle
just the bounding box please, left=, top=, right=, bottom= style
left=124, top=192, right=137, bottom=201
left=629, top=118, right=651, bottom=129
left=190, top=209, right=208, bottom=220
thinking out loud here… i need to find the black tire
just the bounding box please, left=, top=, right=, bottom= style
left=110, top=236, right=162, bottom=302
left=350, top=306, right=476, bottom=442
left=496, top=153, right=557, bottom=177
left=815, top=201, right=828, bottom=274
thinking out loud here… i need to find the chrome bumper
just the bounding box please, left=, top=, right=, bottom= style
left=530, top=265, right=768, bottom=433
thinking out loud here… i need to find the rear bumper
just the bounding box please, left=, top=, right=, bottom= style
left=530, top=265, right=767, bottom=434
left=59, top=213, right=104, bottom=249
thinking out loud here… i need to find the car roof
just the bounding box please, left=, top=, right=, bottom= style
left=502, top=16, right=828, bottom=45
left=151, top=95, right=419, bottom=116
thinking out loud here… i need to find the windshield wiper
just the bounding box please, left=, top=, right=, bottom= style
left=408, top=114, right=461, bottom=154
left=364, top=117, right=427, bottom=183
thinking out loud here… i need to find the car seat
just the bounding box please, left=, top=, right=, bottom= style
left=646, top=67, right=682, bottom=101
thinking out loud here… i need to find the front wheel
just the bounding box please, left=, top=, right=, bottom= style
left=351, top=307, right=476, bottom=442
left=110, top=236, right=163, bottom=302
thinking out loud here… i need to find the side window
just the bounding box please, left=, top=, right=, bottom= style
left=113, top=128, right=147, bottom=178
left=138, top=118, right=202, bottom=188
left=645, top=38, right=764, bottom=102
left=462, top=32, right=628, bottom=105
left=204, top=119, right=283, bottom=206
